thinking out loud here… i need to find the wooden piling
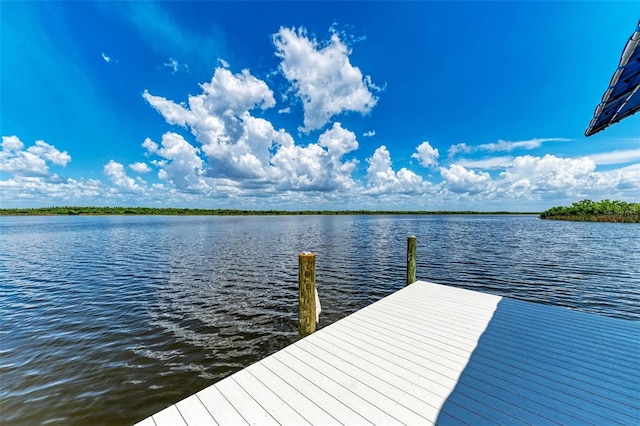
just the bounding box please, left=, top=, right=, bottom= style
left=299, top=252, right=316, bottom=337
left=407, top=236, right=417, bottom=285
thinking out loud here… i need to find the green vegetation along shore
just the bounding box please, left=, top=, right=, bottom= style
left=540, top=199, right=640, bottom=223
left=0, top=206, right=538, bottom=216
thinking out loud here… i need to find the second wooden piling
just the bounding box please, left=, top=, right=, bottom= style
left=407, top=236, right=417, bottom=285
left=299, top=252, right=316, bottom=337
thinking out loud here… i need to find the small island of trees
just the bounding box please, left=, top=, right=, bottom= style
left=540, top=199, right=640, bottom=223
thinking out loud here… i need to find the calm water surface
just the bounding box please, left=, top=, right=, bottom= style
left=1, top=215, right=639, bottom=425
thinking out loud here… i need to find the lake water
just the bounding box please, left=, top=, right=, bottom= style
left=1, top=215, right=638, bottom=425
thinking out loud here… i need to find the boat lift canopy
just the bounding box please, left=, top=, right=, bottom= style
left=585, top=20, right=640, bottom=136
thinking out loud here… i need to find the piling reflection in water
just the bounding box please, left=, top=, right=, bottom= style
left=0, top=215, right=638, bottom=425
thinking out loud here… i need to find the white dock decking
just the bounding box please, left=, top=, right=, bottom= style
left=135, top=280, right=640, bottom=425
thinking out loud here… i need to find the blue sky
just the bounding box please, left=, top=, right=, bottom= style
left=1, top=1, right=639, bottom=211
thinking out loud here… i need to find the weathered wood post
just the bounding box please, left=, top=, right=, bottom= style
left=407, top=235, right=417, bottom=285
left=299, top=252, right=316, bottom=337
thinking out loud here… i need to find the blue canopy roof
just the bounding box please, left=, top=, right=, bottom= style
left=585, top=20, right=640, bottom=136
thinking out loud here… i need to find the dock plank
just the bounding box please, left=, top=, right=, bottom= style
left=214, top=376, right=279, bottom=426
left=135, top=417, right=155, bottom=426
left=274, top=348, right=398, bottom=425
left=263, top=355, right=371, bottom=425
left=175, top=395, right=217, bottom=426
left=152, top=404, right=187, bottom=426
left=246, top=363, right=339, bottom=425
left=135, top=281, right=640, bottom=426
left=288, top=341, right=428, bottom=424
left=230, top=368, right=311, bottom=426
left=196, top=383, right=248, bottom=425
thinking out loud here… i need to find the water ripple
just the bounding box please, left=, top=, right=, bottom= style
left=0, top=215, right=638, bottom=425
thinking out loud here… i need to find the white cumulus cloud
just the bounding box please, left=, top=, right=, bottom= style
left=139, top=42, right=380, bottom=198
left=145, top=74, right=365, bottom=193
left=199, top=67, right=275, bottom=114
left=440, top=153, right=640, bottom=203
left=273, top=26, right=378, bottom=132
left=143, top=66, right=278, bottom=181
left=104, top=160, right=143, bottom=192
left=27, top=141, right=72, bottom=166
left=143, top=90, right=193, bottom=127
left=412, top=141, right=439, bottom=168
left=318, top=122, right=358, bottom=157
left=270, top=123, right=359, bottom=191
left=0, top=176, right=104, bottom=207
left=1, top=135, right=24, bottom=152
left=154, top=133, right=205, bottom=190
left=500, top=154, right=595, bottom=192
left=365, top=146, right=425, bottom=195
left=129, top=162, right=151, bottom=174
left=0, top=136, right=71, bottom=177
left=440, top=164, right=492, bottom=194
left=144, top=67, right=288, bottom=182
left=608, top=164, right=640, bottom=191
left=142, top=137, right=159, bottom=154
left=448, top=143, right=472, bottom=158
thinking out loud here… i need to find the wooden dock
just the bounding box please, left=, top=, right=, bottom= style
left=135, top=281, right=640, bottom=425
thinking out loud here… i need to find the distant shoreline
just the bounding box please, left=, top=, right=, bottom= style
left=0, top=207, right=540, bottom=216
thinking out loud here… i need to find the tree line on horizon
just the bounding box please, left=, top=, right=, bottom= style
left=540, top=199, right=640, bottom=223
left=0, top=206, right=536, bottom=216
left=2, top=201, right=637, bottom=221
